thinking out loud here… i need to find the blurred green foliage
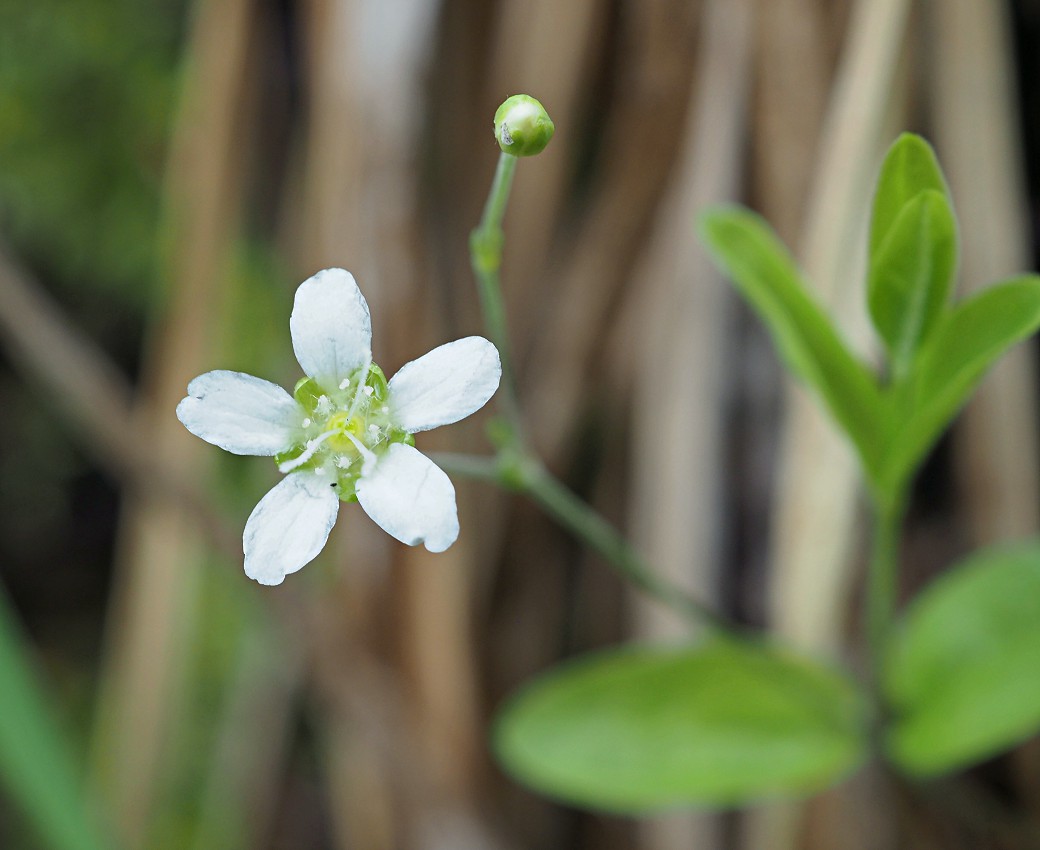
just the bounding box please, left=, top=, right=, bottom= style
left=0, top=0, right=184, bottom=303
left=0, top=3, right=188, bottom=845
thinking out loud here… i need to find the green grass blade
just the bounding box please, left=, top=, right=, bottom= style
left=0, top=587, right=112, bottom=850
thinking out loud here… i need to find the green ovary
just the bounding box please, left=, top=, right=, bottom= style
left=323, top=411, right=366, bottom=453
left=277, top=362, right=412, bottom=502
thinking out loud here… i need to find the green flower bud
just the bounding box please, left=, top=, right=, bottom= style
left=494, top=94, right=554, bottom=157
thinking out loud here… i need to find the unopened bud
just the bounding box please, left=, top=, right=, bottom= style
left=494, top=94, right=554, bottom=157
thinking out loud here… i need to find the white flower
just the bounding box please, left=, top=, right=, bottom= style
left=176, top=268, right=501, bottom=585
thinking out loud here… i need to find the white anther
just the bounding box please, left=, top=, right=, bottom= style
left=346, top=354, right=373, bottom=420
left=316, top=395, right=334, bottom=416
left=339, top=378, right=350, bottom=390
left=363, top=385, right=374, bottom=397
left=343, top=431, right=377, bottom=477
left=380, top=406, right=389, bottom=414
left=368, top=424, right=379, bottom=433
left=302, top=418, right=312, bottom=427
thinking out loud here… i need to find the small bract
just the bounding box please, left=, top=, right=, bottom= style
left=176, top=269, right=501, bottom=585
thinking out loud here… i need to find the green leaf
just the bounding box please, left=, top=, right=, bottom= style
left=878, top=275, right=1040, bottom=494
left=869, top=134, right=950, bottom=259
left=494, top=640, right=869, bottom=811
left=885, top=544, right=1040, bottom=775
left=867, top=189, right=957, bottom=378
left=699, top=207, right=892, bottom=482
left=0, top=588, right=111, bottom=850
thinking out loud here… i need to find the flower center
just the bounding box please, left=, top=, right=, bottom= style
left=274, top=362, right=414, bottom=501
left=323, top=411, right=366, bottom=454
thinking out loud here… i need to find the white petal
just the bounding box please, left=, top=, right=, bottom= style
left=356, top=443, right=459, bottom=552
left=290, top=268, right=372, bottom=390
left=388, top=336, right=501, bottom=433
left=243, top=472, right=340, bottom=585
left=176, top=370, right=301, bottom=456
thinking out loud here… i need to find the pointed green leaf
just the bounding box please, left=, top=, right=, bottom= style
left=699, top=207, right=892, bottom=481
left=494, top=640, right=869, bottom=812
left=869, top=134, right=950, bottom=258
left=867, top=189, right=957, bottom=377
left=0, top=589, right=111, bottom=850
left=885, top=544, right=1040, bottom=775
left=878, top=275, right=1040, bottom=494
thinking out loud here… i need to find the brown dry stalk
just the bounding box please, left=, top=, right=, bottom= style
left=629, top=4, right=753, bottom=850
left=89, top=0, right=258, bottom=843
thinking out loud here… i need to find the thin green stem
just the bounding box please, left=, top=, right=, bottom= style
left=470, top=153, right=522, bottom=438
left=463, top=148, right=734, bottom=635
left=478, top=152, right=518, bottom=235
left=522, top=461, right=731, bottom=634
left=435, top=452, right=733, bottom=635
left=866, top=496, right=906, bottom=692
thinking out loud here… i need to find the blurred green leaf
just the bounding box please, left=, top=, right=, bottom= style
left=0, top=0, right=182, bottom=301
left=885, top=544, right=1040, bottom=776
left=878, top=276, right=1040, bottom=495
left=867, top=189, right=957, bottom=378
left=0, top=587, right=112, bottom=850
left=869, top=133, right=950, bottom=259
left=494, top=640, right=869, bottom=811
left=699, top=207, right=893, bottom=484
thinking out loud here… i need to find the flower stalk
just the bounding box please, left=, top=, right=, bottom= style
left=465, top=96, right=732, bottom=634
left=433, top=452, right=730, bottom=633
left=470, top=152, right=521, bottom=439
left=518, top=460, right=731, bottom=633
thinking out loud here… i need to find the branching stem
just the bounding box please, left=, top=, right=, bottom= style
left=465, top=151, right=736, bottom=633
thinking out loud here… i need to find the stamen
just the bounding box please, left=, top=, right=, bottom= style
left=346, top=356, right=373, bottom=420
left=363, top=385, right=374, bottom=397
left=278, top=429, right=339, bottom=473
left=316, top=395, right=334, bottom=416
left=339, top=378, right=350, bottom=390
left=343, top=431, right=377, bottom=476
left=302, top=418, right=312, bottom=427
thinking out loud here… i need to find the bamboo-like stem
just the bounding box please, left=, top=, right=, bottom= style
left=929, top=0, right=1040, bottom=816
left=90, top=0, right=255, bottom=841
left=629, top=2, right=752, bottom=842
left=749, top=1, right=913, bottom=848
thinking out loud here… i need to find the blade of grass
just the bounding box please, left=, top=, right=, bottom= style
left=0, top=586, right=113, bottom=850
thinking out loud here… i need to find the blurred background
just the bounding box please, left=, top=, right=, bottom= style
left=1, top=0, right=1040, bottom=848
